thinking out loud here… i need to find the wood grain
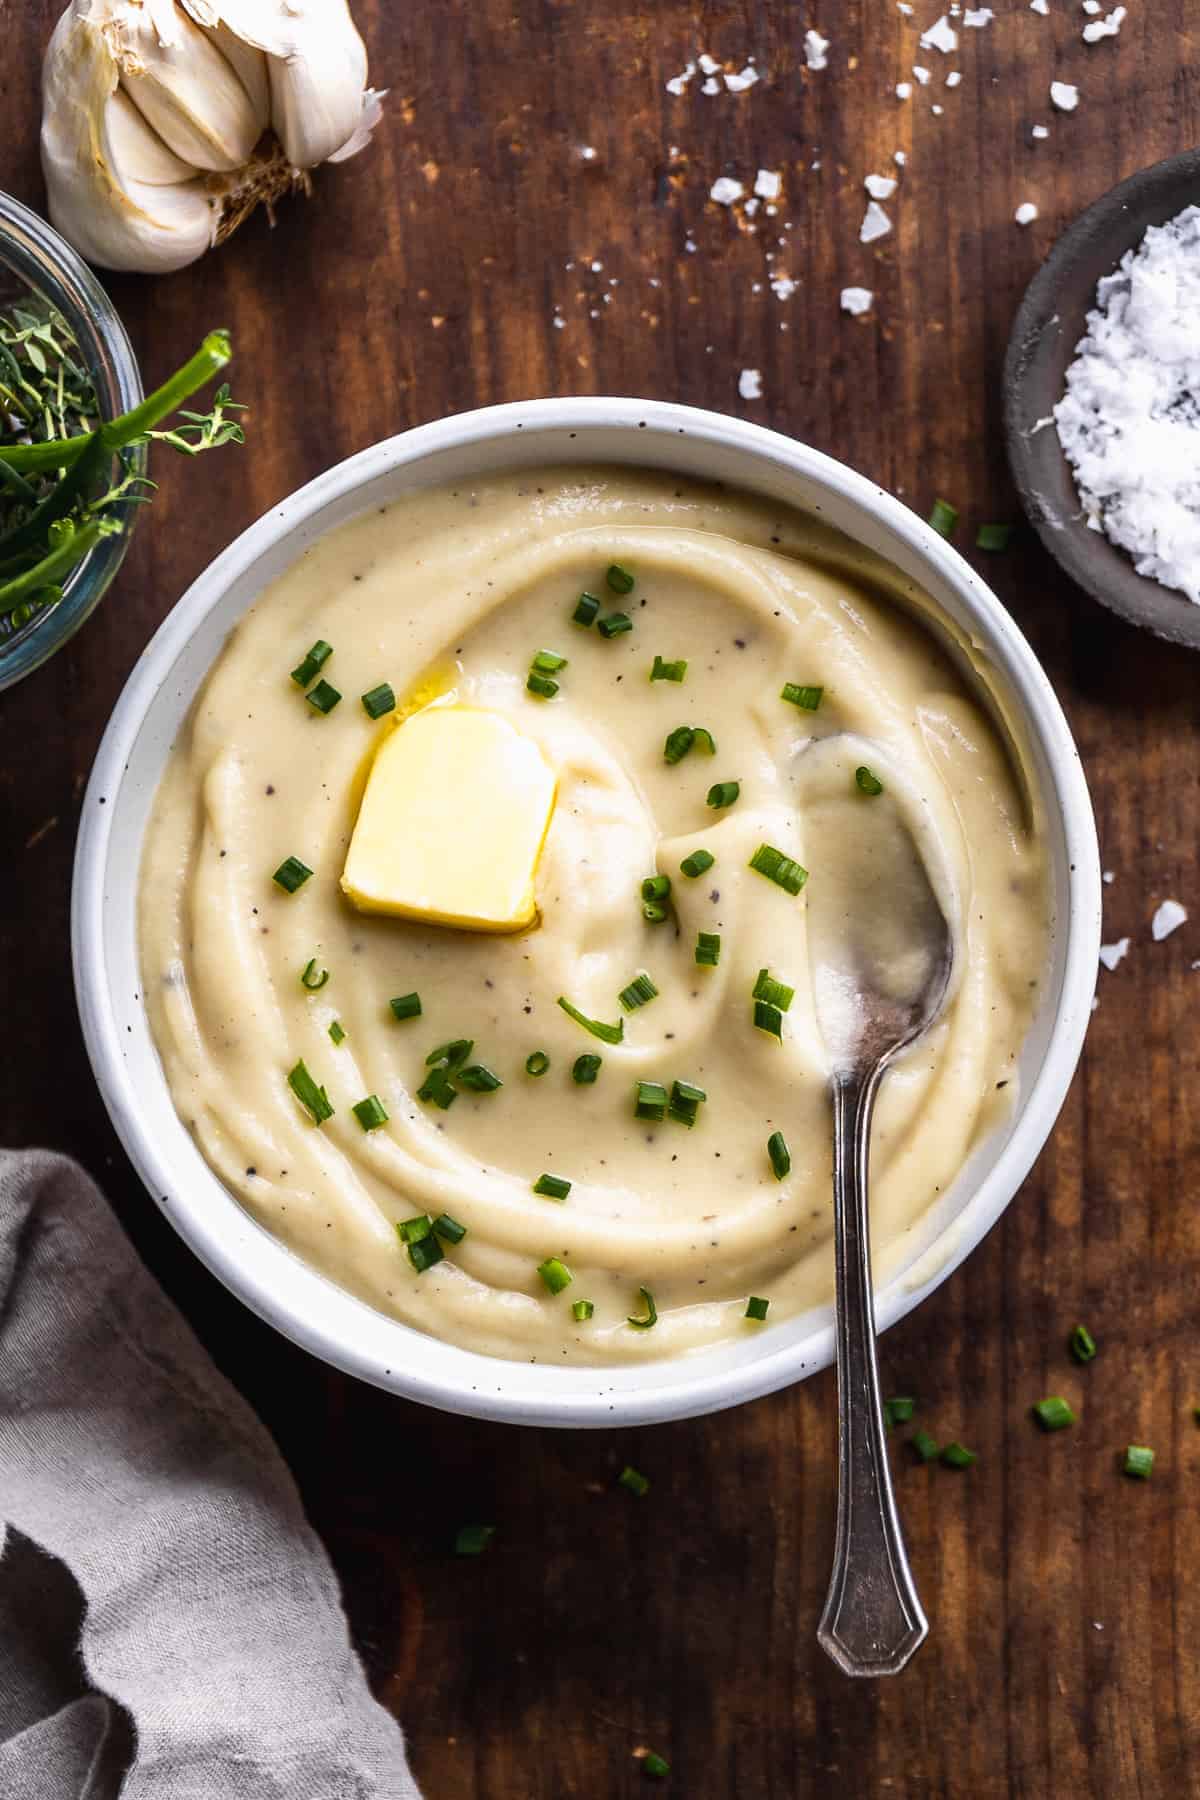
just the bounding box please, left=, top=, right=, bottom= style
left=4, top=3, right=1200, bottom=1794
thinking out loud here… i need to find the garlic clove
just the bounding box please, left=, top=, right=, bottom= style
left=106, top=86, right=197, bottom=185
left=325, top=86, right=387, bottom=165
left=265, top=0, right=370, bottom=168
left=114, top=2, right=264, bottom=173
left=197, top=20, right=272, bottom=127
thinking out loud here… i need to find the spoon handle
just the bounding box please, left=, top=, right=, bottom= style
left=817, top=1066, right=928, bottom=1678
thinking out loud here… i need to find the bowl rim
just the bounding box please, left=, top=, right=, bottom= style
left=72, top=397, right=1101, bottom=1426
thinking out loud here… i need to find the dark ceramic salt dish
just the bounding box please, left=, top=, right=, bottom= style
left=1004, top=150, right=1200, bottom=650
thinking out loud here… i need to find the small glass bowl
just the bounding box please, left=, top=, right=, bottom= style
left=0, top=192, right=144, bottom=693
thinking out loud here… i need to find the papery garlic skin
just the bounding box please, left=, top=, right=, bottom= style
left=41, top=0, right=382, bottom=275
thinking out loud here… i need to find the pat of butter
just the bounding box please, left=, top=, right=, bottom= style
left=341, top=706, right=557, bottom=931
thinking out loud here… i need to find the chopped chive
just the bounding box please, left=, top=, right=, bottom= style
left=305, top=678, right=342, bottom=715
left=754, top=1000, right=783, bottom=1041
left=619, top=1465, right=650, bottom=1496
left=643, top=901, right=669, bottom=924
left=767, top=1130, right=790, bottom=1180
left=642, top=1751, right=670, bottom=1779
left=572, top=1298, right=595, bottom=1322
left=352, top=1094, right=389, bottom=1130
left=642, top=873, right=671, bottom=902
left=745, top=1295, right=770, bottom=1321
left=663, top=725, right=695, bottom=764
left=634, top=1080, right=669, bottom=1121
left=928, top=497, right=959, bottom=537
left=606, top=562, right=635, bottom=594
left=884, top=1396, right=916, bottom=1428
left=748, top=843, right=808, bottom=895
left=680, top=848, right=714, bottom=878
left=1032, top=1396, right=1075, bottom=1432
left=272, top=855, right=312, bottom=893
left=389, top=992, right=422, bottom=1022
left=526, top=672, right=559, bottom=699
left=328, top=1020, right=346, bottom=1045
left=361, top=682, right=396, bottom=719
left=533, top=1172, right=572, bottom=1200
left=706, top=779, right=739, bottom=808
left=300, top=957, right=329, bottom=991
left=627, top=1287, right=658, bottom=1329
left=290, top=639, right=332, bottom=687
left=650, top=655, right=687, bottom=682
left=538, top=1256, right=573, bottom=1294
left=573, top=1053, right=602, bottom=1084
left=532, top=648, right=568, bottom=673
left=573, top=590, right=600, bottom=626
left=910, top=1429, right=940, bottom=1462
left=557, top=996, right=625, bottom=1044
left=1070, top=1324, right=1097, bottom=1364
left=398, top=1215, right=432, bottom=1243
left=416, top=1064, right=458, bottom=1109
left=692, top=727, right=717, bottom=755
left=855, top=765, right=884, bottom=796
left=781, top=682, right=823, bottom=711
left=454, top=1524, right=495, bottom=1556
left=433, top=1212, right=467, bottom=1243
left=525, top=1050, right=550, bottom=1076
left=941, top=1442, right=977, bottom=1469
left=408, top=1233, right=444, bottom=1273
left=597, top=611, right=633, bottom=638
left=458, top=1063, right=503, bottom=1092
left=976, top=521, right=1014, bottom=551
left=669, top=1078, right=706, bottom=1119
left=695, top=931, right=721, bottom=967
left=426, top=1039, right=474, bottom=1069
left=287, top=1058, right=333, bottom=1124
left=753, top=968, right=794, bottom=1012
left=1124, top=1444, right=1155, bottom=1479
left=619, top=971, right=659, bottom=1011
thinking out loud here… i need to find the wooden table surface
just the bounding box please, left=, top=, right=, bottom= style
left=4, top=5, right=1200, bottom=1795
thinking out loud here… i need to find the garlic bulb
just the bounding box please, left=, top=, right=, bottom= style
left=41, top=0, right=384, bottom=275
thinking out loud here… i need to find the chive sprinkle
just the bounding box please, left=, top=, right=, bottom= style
left=573, top=1053, right=602, bottom=1084
left=884, top=1396, right=916, bottom=1428
left=619, top=971, right=659, bottom=1011
left=290, top=639, right=332, bottom=687
left=745, top=1296, right=769, bottom=1321
left=651, top=655, right=687, bottom=682
left=1124, top=1444, right=1154, bottom=1479
left=457, top=1063, right=503, bottom=1092
left=910, top=1429, right=940, bottom=1463
left=300, top=957, right=329, bottom=991
left=407, top=1233, right=443, bottom=1273
left=627, top=1286, right=658, bottom=1329
left=533, top=1172, right=572, bottom=1201
left=663, top=725, right=695, bottom=764
left=668, top=1079, right=706, bottom=1127
left=753, top=1000, right=783, bottom=1041
left=572, top=590, right=600, bottom=626
left=706, top=779, right=739, bottom=808
left=389, top=992, right=422, bottom=1022
left=597, top=611, right=633, bottom=638
left=526, top=672, right=558, bottom=699
left=454, top=1524, right=495, bottom=1556
left=748, top=843, right=808, bottom=895
left=1070, top=1324, right=1097, bottom=1364
left=634, top=1080, right=669, bottom=1121
left=572, top=1298, right=595, bottom=1322
left=352, top=1094, right=389, bottom=1131
left=928, top=497, right=959, bottom=537
left=642, top=873, right=671, bottom=902
left=855, top=765, right=884, bottom=796
left=976, top=522, right=1014, bottom=552
left=1032, top=1396, right=1075, bottom=1432
left=305, top=678, right=342, bottom=715
left=272, top=855, right=312, bottom=894
left=538, top=1256, right=573, bottom=1294
left=619, top=1465, right=650, bottom=1496
left=781, top=682, right=823, bottom=711
left=753, top=968, right=794, bottom=1012
left=606, top=562, right=635, bottom=593
left=532, top=649, right=568, bottom=673
left=525, top=1050, right=550, bottom=1076
left=680, top=848, right=714, bottom=878
left=426, top=1039, right=474, bottom=1069
left=398, top=1215, right=432, bottom=1243
left=416, top=1064, right=457, bottom=1109
left=643, top=901, right=669, bottom=924
left=287, top=1059, right=333, bottom=1124
left=557, top=996, right=625, bottom=1044
left=433, top=1213, right=467, bottom=1243
left=361, top=682, right=396, bottom=719
left=767, top=1130, right=790, bottom=1180
left=642, top=1751, right=670, bottom=1779
left=941, top=1442, right=977, bottom=1469
left=691, top=727, right=717, bottom=755
left=328, top=1020, right=346, bottom=1045
left=695, top=931, right=721, bottom=967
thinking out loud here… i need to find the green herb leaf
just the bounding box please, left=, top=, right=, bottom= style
left=745, top=1296, right=769, bottom=1321
left=706, top=780, right=739, bottom=809
left=273, top=855, right=312, bottom=894
left=538, top=1256, right=573, bottom=1294
left=695, top=931, right=721, bottom=967
left=572, top=590, right=600, bottom=626
left=573, top=1053, right=602, bottom=1084
left=1032, top=1396, right=1076, bottom=1432
left=597, top=611, right=633, bottom=638
left=767, top=1131, right=790, bottom=1180
left=1069, top=1324, right=1097, bottom=1364
left=305, top=678, right=341, bottom=715
left=680, top=848, right=714, bottom=878
left=781, top=682, right=823, bottom=711
left=928, top=497, right=959, bottom=537
left=606, top=562, right=635, bottom=594
left=454, top=1524, right=495, bottom=1555
left=634, top=1081, right=668, bottom=1121
left=533, top=1172, right=572, bottom=1201
left=352, top=1094, right=389, bottom=1130
left=290, top=640, right=333, bottom=688
left=361, top=682, right=396, bottom=719
left=650, top=655, right=687, bottom=682
left=748, top=843, right=808, bottom=894
left=976, top=522, right=1013, bottom=552
left=389, top=992, right=422, bottom=1022
left=525, top=1050, right=550, bottom=1076
left=1123, top=1444, right=1154, bottom=1479
left=619, top=971, right=659, bottom=1011
left=619, top=1465, right=650, bottom=1496
left=300, top=957, right=329, bottom=991
left=855, top=765, right=884, bottom=796
left=572, top=1298, right=595, bottom=1322
left=557, top=996, right=624, bottom=1044
left=627, top=1286, right=658, bottom=1329
left=287, top=1058, right=333, bottom=1124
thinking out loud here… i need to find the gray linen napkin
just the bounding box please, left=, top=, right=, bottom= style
left=0, top=1148, right=422, bottom=1800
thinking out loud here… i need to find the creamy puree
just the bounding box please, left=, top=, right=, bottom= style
left=140, top=469, right=1049, bottom=1364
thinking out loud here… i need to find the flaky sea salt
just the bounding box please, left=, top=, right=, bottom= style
left=860, top=201, right=893, bottom=243
left=725, top=65, right=759, bottom=91
left=1152, top=899, right=1188, bottom=940
left=1055, top=207, right=1200, bottom=604
left=665, top=64, right=695, bottom=95
left=698, top=52, right=720, bottom=73
left=894, top=149, right=908, bottom=165
left=1015, top=202, right=1039, bottom=225
left=865, top=173, right=898, bottom=199
left=946, top=70, right=963, bottom=87
left=738, top=368, right=763, bottom=399
left=920, top=14, right=959, bottom=51
left=896, top=81, right=913, bottom=99
left=913, top=63, right=932, bottom=83
left=1099, top=938, right=1130, bottom=971
left=841, top=286, right=874, bottom=315
left=710, top=177, right=745, bottom=205
left=963, top=6, right=993, bottom=22
left=1051, top=80, right=1080, bottom=110
left=1030, top=0, right=1048, bottom=11
left=1032, top=123, right=1050, bottom=139
left=771, top=274, right=797, bottom=299
left=755, top=168, right=782, bottom=199
left=1083, top=5, right=1126, bottom=41
left=805, top=29, right=830, bottom=69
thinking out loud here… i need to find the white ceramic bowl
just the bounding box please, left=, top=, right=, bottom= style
left=73, top=399, right=1101, bottom=1427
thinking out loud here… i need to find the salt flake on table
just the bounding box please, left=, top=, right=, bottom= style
left=701, top=76, right=720, bottom=94
left=771, top=274, right=797, bottom=299
left=725, top=65, right=759, bottom=91
left=1082, top=0, right=1101, bottom=10
left=1099, top=938, right=1130, bottom=971
left=698, top=52, right=720, bottom=73
left=913, top=64, right=932, bottom=83
left=755, top=169, right=782, bottom=200
left=860, top=201, right=893, bottom=243
left=738, top=368, right=763, bottom=399
left=1015, top=202, right=1039, bottom=225
left=805, top=28, right=830, bottom=69
left=665, top=63, right=695, bottom=95
left=865, top=174, right=898, bottom=199
left=896, top=81, right=913, bottom=98
left=894, top=149, right=908, bottom=165
left=921, top=15, right=959, bottom=52
left=963, top=6, right=993, bottom=21
left=710, top=177, right=745, bottom=205
left=1051, top=81, right=1080, bottom=109
left=946, top=70, right=962, bottom=86
left=1152, top=899, right=1188, bottom=940
left=1030, top=0, right=1049, bottom=10
left=931, top=103, right=945, bottom=114
left=1032, top=124, right=1050, bottom=139
left=841, top=286, right=874, bottom=315
left=1083, top=5, right=1126, bottom=40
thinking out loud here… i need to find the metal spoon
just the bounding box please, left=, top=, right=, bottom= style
left=809, top=801, right=953, bottom=1678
